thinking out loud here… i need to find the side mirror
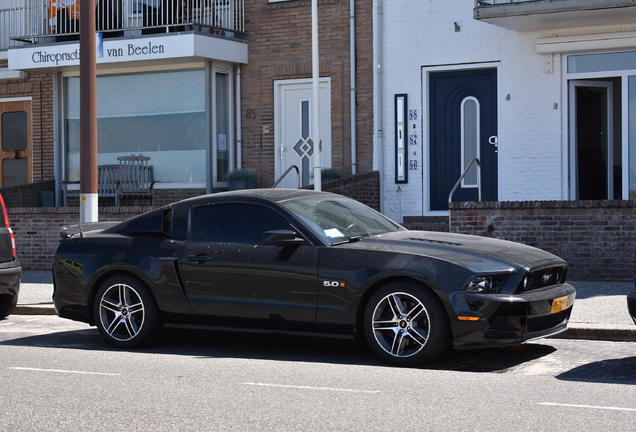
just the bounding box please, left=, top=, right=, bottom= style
left=262, top=229, right=305, bottom=246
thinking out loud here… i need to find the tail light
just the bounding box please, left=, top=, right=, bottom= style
left=0, top=193, right=16, bottom=257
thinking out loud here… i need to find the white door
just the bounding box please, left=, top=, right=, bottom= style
left=275, top=79, right=331, bottom=188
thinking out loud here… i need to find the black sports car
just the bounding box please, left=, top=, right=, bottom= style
left=53, top=189, right=576, bottom=365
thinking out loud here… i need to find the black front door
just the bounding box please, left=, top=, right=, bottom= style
left=429, top=68, right=498, bottom=210
left=179, top=202, right=318, bottom=330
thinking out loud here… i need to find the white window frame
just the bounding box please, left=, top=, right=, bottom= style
left=568, top=80, right=614, bottom=200
left=562, top=50, right=633, bottom=201
left=211, top=61, right=234, bottom=189
left=460, top=96, right=480, bottom=188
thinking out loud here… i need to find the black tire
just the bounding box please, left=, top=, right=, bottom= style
left=0, top=294, right=17, bottom=319
left=363, top=281, right=451, bottom=366
left=93, top=274, right=162, bottom=348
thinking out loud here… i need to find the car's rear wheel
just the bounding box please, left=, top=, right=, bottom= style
left=363, top=281, right=451, bottom=366
left=0, top=293, right=17, bottom=319
left=93, top=275, right=161, bottom=348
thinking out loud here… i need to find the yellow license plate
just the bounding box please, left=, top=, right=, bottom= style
left=551, top=296, right=569, bottom=314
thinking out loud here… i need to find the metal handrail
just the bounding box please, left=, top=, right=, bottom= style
left=448, top=158, right=481, bottom=228
left=272, top=165, right=300, bottom=189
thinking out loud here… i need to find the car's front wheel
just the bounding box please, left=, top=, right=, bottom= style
left=0, top=293, right=17, bottom=319
left=364, top=282, right=451, bottom=366
left=93, top=275, right=161, bottom=348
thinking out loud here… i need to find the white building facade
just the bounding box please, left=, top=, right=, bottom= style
left=378, top=0, right=636, bottom=221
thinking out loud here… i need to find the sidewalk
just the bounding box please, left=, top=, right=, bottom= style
left=14, top=272, right=636, bottom=342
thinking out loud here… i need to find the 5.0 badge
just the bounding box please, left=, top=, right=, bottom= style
left=323, top=280, right=347, bottom=288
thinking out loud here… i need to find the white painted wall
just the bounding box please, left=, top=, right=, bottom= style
left=379, top=0, right=622, bottom=221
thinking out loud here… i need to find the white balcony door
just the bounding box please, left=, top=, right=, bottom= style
left=274, top=78, right=331, bottom=188
left=569, top=80, right=615, bottom=200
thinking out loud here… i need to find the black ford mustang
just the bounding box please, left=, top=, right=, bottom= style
left=53, top=189, right=576, bottom=365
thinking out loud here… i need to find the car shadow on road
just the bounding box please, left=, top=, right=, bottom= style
left=555, top=357, right=636, bottom=385
left=0, top=326, right=556, bottom=373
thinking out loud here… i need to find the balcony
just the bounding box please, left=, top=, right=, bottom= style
left=1, top=0, right=245, bottom=52
left=474, top=0, right=636, bottom=31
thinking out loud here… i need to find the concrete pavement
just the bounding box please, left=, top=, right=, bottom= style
left=12, top=271, right=636, bottom=342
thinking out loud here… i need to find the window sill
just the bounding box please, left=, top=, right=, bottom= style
left=266, top=0, right=339, bottom=10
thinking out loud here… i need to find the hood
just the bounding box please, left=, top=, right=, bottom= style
left=338, top=230, right=564, bottom=272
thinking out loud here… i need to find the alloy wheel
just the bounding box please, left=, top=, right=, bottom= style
left=98, top=283, right=145, bottom=342
left=371, top=292, right=430, bottom=358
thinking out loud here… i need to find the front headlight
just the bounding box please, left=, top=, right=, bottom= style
left=465, top=275, right=506, bottom=293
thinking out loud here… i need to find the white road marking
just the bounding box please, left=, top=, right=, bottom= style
left=242, top=382, right=380, bottom=394
left=0, top=322, right=14, bottom=326
left=7, top=367, right=120, bottom=377
left=539, top=402, right=636, bottom=412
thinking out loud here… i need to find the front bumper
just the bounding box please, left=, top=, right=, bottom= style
left=451, top=283, right=576, bottom=349
left=628, top=291, right=636, bottom=325
left=0, top=259, right=21, bottom=298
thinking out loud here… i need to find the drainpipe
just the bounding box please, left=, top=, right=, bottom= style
left=312, top=0, right=322, bottom=191
left=349, top=0, right=357, bottom=175
left=236, top=65, right=242, bottom=169
left=372, top=0, right=384, bottom=204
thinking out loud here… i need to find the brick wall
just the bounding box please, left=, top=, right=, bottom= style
left=450, top=200, right=636, bottom=281
left=0, top=180, right=55, bottom=207
left=312, top=171, right=380, bottom=210
left=153, top=188, right=207, bottom=207
left=241, top=0, right=373, bottom=186
left=8, top=207, right=150, bottom=270
left=0, top=59, right=55, bottom=184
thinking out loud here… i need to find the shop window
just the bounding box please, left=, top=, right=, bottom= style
left=64, top=69, right=208, bottom=185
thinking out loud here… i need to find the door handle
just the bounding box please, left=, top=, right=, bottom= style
left=186, top=255, right=212, bottom=264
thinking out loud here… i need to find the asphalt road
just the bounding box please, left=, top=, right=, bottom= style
left=1, top=316, right=635, bottom=432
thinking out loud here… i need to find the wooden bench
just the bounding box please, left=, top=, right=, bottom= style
left=116, top=156, right=155, bottom=207
left=62, top=156, right=155, bottom=207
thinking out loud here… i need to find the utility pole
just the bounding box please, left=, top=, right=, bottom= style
left=79, top=0, right=98, bottom=222
left=311, top=0, right=322, bottom=191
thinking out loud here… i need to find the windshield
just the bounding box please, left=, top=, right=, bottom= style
left=279, top=195, right=404, bottom=244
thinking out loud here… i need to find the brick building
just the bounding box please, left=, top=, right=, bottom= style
left=1, top=0, right=374, bottom=205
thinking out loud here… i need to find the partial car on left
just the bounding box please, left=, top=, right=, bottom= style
left=0, top=193, right=21, bottom=319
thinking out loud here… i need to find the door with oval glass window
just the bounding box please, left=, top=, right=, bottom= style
left=0, top=100, right=32, bottom=188
left=429, top=68, right=498, bottom=211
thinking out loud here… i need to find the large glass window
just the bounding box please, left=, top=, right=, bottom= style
left=189, top=204, right=292, bottom=244
left=64, top=69, right=208, bottom=184
left=568, top=51, right=636, bottom=74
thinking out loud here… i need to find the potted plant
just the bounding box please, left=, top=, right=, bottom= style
left=321, top=168, right=342, bottom=184
left=228, top=169, right=258, bottom=191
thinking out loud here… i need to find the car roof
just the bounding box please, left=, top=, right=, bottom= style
left=175, top=188, right=340, bottom=206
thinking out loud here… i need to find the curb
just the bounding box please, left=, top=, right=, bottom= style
left=14, top=305, right=57, bottom=316
left=551, top=325, right=636, bottom=343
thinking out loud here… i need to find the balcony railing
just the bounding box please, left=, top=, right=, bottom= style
left=1, top=0, right=244, bottom=51
left=1, top=2, right=28, bottom=51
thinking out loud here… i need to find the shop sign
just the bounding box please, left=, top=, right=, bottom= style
left=10, top=34, right=194, bottom=70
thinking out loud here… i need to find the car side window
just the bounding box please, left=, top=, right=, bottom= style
left=189, top=203, right=294, bottom=244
